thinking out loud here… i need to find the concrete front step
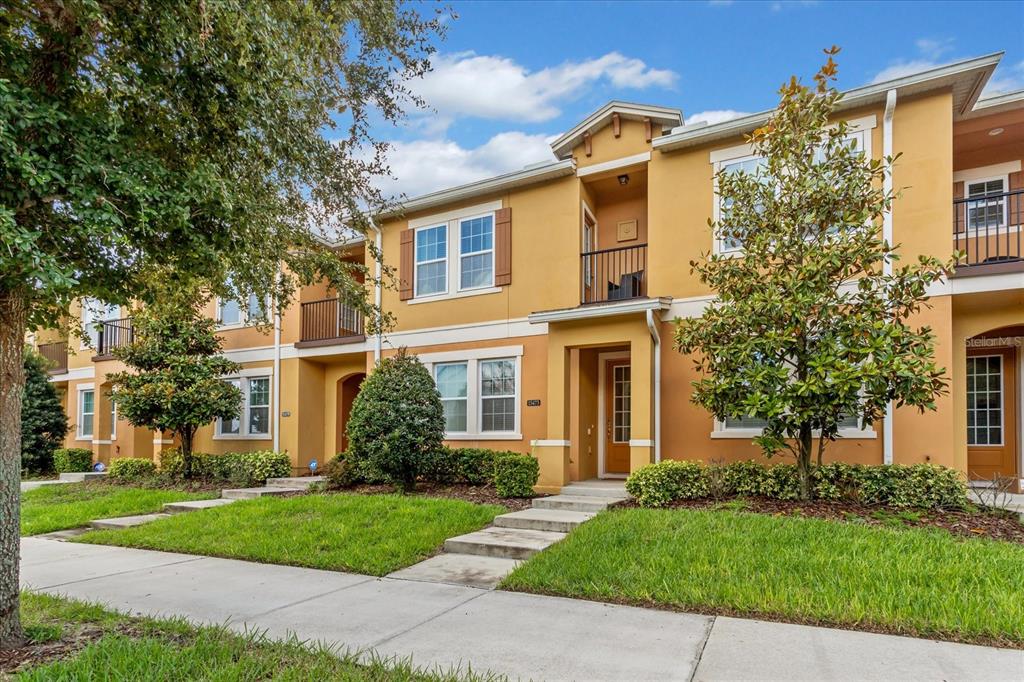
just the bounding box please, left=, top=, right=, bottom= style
left=388, top=553, right=520, bottom=590
left=266, top=476, right=324, bottom=490
left=560, top=481, right=630, bottom=499
left=163, top=498, right=239, bottom=514
left=444, top=526, right=566, bottom=560
left=59, top=472, right=108, bottom=482
left=221, top=486, right=306, bottom=500
left=532, top=495, right=624, bottom=513
left=90, top=513, right=170, bottom=530
left=493, top=508, right=594, bottom=533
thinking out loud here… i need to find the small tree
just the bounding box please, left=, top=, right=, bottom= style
left=675, top=48, right=952, bottom=501
left=347, top=349, right=445, bottom=493
left=20, top=349, right=68, bottom=474
left=109, top=285, right=242, bottom=479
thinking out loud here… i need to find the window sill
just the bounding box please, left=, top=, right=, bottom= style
left=213, top=434, right=272, bottom=441
left=711, top=428, right=877, bottom=440
left=75, top=436, right=93, bottom=442
left=445, top=432, right=522, bottom=441
left=408, top=286, right=501, bottom=305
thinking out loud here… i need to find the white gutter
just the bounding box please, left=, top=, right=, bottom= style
left=272, top=263, right=283, bottom=453
left=882, top=88, right=897, bottom=466
left=645, top=309, right=662, bottom=463
left=369, top=220, right=383, bottom=364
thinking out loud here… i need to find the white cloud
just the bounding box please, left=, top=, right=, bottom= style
left=874, top=38, right=1023, bottom=96
left=410, top=51, right=678, bottom=131
left=871, top=59, right=943, bottom=84
left=376, top=131, right=556, bottom=201
left=915, top=37, right=954, bottom=61
left=684, top=109, right=750, bottom=126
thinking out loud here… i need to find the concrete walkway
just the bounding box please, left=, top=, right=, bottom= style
left=20, top=538, right=1022, bottom=681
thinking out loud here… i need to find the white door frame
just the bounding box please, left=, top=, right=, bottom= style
left=597, top=350, right=630, bottom=479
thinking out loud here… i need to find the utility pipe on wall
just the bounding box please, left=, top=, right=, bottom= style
left=370, top=220, right=383, bottom=364
left=272, top=263, right=283, bottom=454
left=646, top=309, right=662, bottom=463
left=882, top=88, right=897, bottom=466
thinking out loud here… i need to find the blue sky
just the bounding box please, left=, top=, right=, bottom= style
left=374, top=0, right=1024, bottom=199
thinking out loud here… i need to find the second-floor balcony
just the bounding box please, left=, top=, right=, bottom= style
left=95, top=318, right=134, bottom=359
left=297, top=298, right=365, bottom=347
left=37, top=341, right=68, bottom=374
left=581, top=243, right=648, bottom=305
left=954, top=189, right=1023, bottom=273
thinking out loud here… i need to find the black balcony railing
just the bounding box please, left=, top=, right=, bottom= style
left=581, top=243, right=648, bottom=304
left=299, top=298, right=365, bottom=343
left=96, top=318, right=134, bottom=357
left=954, top=189, right=1023, bottom=268
left=37, top=341, right=68, bottom=374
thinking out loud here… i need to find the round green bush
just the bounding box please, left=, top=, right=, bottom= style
left=493, top=454, right=539, bottom=498
left=346, top=349, right=445, bottom=492
left=107, top=457, right=157, bottom=481
left=53, top=448, right=93, bottom=474
left=626, top=460, right=708, bottom=508
left=227, top=450, right=291, bottom=487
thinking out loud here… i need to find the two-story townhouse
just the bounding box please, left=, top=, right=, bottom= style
left=37, top=52, right=1024, bottom=492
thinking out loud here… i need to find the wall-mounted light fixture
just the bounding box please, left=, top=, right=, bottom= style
left=617, top=174, right=629, bottom=186
left=989, top=128, right=1004, bottom=136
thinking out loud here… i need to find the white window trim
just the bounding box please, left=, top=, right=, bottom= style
left=76, top=384, right=95, bottom=441
left=711, top=418, right=877, bottom=440
left=214, top=371, right=273, bottom=440
left=216, top=294, right=272, bottom=330
left=413, top=223, right=450, bottom=299
left=420, top=347, right=522, bottom=440
left=712, top=152, right=764, bottom=255
left=110, top=397, right=117, bottom=441
left=962, top=175, right=1010, bottom=233
left=456, top=212, right=496, bottom=293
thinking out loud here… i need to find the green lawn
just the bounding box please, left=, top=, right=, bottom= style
left=14, top=592, right=478, bottom=680
left=21, top=483, right=216, bottom=536
left=77, top=493, right=505, bottom=576
left=502, top=507, right=1024, bottom=646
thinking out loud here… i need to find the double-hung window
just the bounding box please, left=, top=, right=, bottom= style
left=426, top=350, right=521, bottom=438
left=459, top=215, right=494, bottom=290
left=480, top=359, right=516, bottom=432
left=435, top=362, right=468, bottom=432
left=77, top=388, right=95, bottom=439
left=966, top=177, right=1007, bottom=231
left=218, top=293, right=267, bottom=327
left=216, top=375, right=271, bottom=438
left=415, top=225, right=448, bottom=296
left=716, top=155, right=766, bottom=253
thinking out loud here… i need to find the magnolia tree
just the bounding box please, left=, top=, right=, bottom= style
left=0, top=1, right=442, bottom=648
left=675, top=49, right=953, bottom=501
left=109, top=285, right=241, bottom=479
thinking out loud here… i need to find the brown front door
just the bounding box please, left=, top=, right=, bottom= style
left=967, top=348, right=1018, bottom=482
left=605, top=359, right=631, bottom=475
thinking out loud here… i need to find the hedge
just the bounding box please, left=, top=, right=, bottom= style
left=108, top=457, right=157, bottom=481
left=159, top=448, right=291, bottom=486
left=493, top=454, right=540, bottom=498
left=626, top=460, right=968, bottom=510
left=53, top=448, right=93, bottom=474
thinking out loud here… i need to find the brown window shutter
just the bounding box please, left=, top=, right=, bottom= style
left=494, top=207, right=512, bottom=286
left=399, top=229, right=414, bottom=300
left=953, top=181, right=964, bottom=200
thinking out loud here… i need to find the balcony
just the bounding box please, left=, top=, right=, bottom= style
left=37, top=341, right=68, bottom=374
left=297, top=298, right=365, bottom=347
left=95, top=318, right=134, bottom=359
left=581, top=243, right=648, bottom=305
left=953, top=189, right=1023, bottom=274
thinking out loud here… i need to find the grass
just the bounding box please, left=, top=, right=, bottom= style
left=20, top=483, right=216, bottom=536
left=77, top=492, right=505, bottom=576
left=14, top=592, right=487, bottom=680
left=502, top=507, right=1024, bottom=646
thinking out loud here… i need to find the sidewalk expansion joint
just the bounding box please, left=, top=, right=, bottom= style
left=244, top=576, right=378, bottom=621
left=687, top=615, right=716, bottom=682
left=29, top=555, right=206, bottom=591
left=368, top=583, right=487, bottom=649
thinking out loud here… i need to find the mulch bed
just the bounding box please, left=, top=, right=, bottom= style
left=617, top=496, right=1024, bottom=545
left=344, top=481, right=538, bottom=511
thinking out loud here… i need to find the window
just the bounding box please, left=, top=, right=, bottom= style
left=966, top=177, right=1007, bottom=231
left=415, top=225, right=448, bottom=296
left=723, top=414, right=860, bottom=431
left=480, top=359, right=515, bottom=432
left=459, top=215, right=494, bottom=290
left=967, top=355, right=1003, bottom=446
left=717, top=155, right=766, bottom=253
left=612, top=365, right=631, bottom=442
left=77, top=388, right=95, bottom=439
left=435, top=362, right=468, bottom=432
left=109, top=395, right=117, bottom=440
left=216, top=376, right=271, bottom=438
left=218, top=293, right=267, bottom=327
left=81, top=299, right=118, bottom=349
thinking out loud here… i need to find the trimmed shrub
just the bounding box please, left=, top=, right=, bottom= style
left=813, top=462, right=863, bottom=502
left=720, top=460, right=768, bottom=497
left=346, top=349, right=445, bottom=492
left=227, top=450, right=291, bottom=487
left=53, top=448, right=93, bottom=474
left=421, top=447, right=508, bottom=485
left=323, top=452, right=360, bottom=489
left=760, top=463, right=801, bottom=501
left=626, top=460, right=708, bottom=508
left=108, top=457, right=157, bottom=481
left=493, top=454, right=539, bottom=498
left=889, top=464, right=969, bottom=510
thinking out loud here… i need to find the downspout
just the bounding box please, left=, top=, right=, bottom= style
left=369, top=220, right=383, bottom=364
left=882, top=88, right=897, bottom=465
left=645, top=309, right=662, bottom=463
left=272, top=262, right=283, bottom=454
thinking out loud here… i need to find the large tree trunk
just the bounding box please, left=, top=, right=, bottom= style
left=179, top=426, right=195, bottom=479
left=797, top=423, right=814, bottom=502
left=0, top=292, right=27, bottom=649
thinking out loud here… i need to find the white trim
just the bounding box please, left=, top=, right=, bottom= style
left=76, top=385, right=95, bottom=440
left=550, top=101, right=682, bottom=159
left=91, top=439, right=112, bottom=445
left=953, top=161, right=1022, bottom=184
left=50, top=366, right=95, bottom=382
left=663, top=295, right=716, bottom=320
left=597, top=350, right=630, bottom=478
left=447, top=433, right=523, bottom=441
left=423, top=351, right=522, bottom=440
left=576, top=152, right=651, bottom=178
left=961, top=175, right=1011, bottom=231
left=408, top=200, right=503, bottom=230
left=406, top=286, right=500, bottom=305
left=710, top=425, right=878, bottom=440
left=413, top=222, right=449, bottom=299
left=152, top=439, right=174, bottom=445
left=883, top=89, right=896, bottom=466
left=628, top=439, right=654, bottom=447
left=109, top=397, right=117, bottom=441
left=456, top=212, right=496, bottom=293
left=223, top=345, right=298, bottom=363
left=214, top=373, right=273, bottom=441
left=414, top=345, right=523, bottom=365
left=936, top=272, right=1024, bottom=296
left=528, top=297, right=672, bottom=324
left=531, top=439, right=571, bottom=447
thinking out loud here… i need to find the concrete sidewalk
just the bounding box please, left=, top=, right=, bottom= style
left=20, top=537, right=1023, bottom=681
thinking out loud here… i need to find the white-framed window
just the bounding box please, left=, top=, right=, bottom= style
left=109, top=395, right=117, bottom=440
left=217, top=293, right=268, bottom=328
left=459, top=214, right=494, bottom=290
left=716, top=412, right=868, bottom=439
left=420, top=346, right=522, bottom=439
left=215, top=375, right=271, bottom=439
left=965, top=176, right=1008, bottom=232
left=80, top=299, right=119, bottom=349
left=716, top=154, right=767, bottom=253
left=722, top=414, right=860, bottom=430
left=967, top=355, right=1003, bottom=446
left=77, top=386, right=95, bottom=440
left=415, top=224, right=448, bottom=297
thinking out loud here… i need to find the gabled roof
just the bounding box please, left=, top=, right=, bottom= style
left=653, top=52, right=1004, bottom=153
left=549, top=101, right=683, bottom=160
left=964, top=88, right=1024, bottom=119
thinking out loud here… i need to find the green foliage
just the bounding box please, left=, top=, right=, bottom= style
left=20, top=349, right=68, bottom=473
left=493, top=454, right=540, bottom=498
left=52, top=448, right=92, bottom=474
left=107, top=458, right=157, bottom=481
left=346, top=350, right=445, bottom=493
left=422, top=447, right=505, bottom=485
left=109, top=285, right=241, bottom=478
left=626, top=460, right=968, bottom=509
left=322, top=453, right=361, bottom=489
left=227, top=451, right=292, bottom=488
left=626, top=461, right=709, bottom=508
left=673, top=50, right=953, bottom=500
